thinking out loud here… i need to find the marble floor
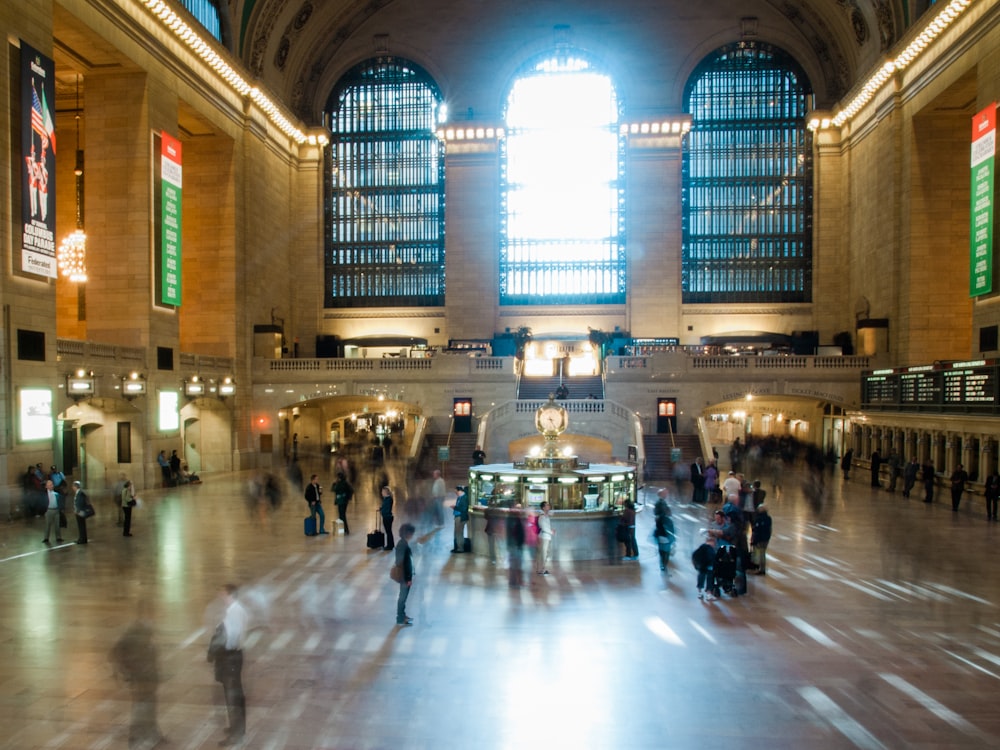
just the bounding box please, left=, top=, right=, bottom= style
left=2, top=461, right=999, bottom=750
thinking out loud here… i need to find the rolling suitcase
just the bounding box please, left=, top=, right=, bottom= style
left=304, top=515, right=317, bottom=536
left=367, top=511, right=385, bottom=549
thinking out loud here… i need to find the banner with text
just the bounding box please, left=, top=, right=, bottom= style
left=970, top=104, right=996, bottom=296
left=20, top=41, right=57, bottom=278
left=160, top=132, right=183, bottom=305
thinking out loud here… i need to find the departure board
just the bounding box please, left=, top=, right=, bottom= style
left=962, top=369, right=996, bottom=403
left=899, top=371, right=940, bottom=404
left=942, top=370, right=966, bottom=403
left=862, top=361, right=999, bottom=413
left=863, top=375, right=896, bottom=404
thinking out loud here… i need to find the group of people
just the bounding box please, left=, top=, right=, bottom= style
left=303, top=471, right=356, bottom=538
left=692, top=494, right=772, bottom=601
left=850, top=450, right=1000, bottom=520
left=157, top=450, right=200, bottom=488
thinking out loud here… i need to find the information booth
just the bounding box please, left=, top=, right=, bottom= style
left=465, top=397, right=638, bottom=562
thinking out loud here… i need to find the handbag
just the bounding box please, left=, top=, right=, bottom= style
left=84, top=504, right=96, bottom=518
left=615, top=523, right=628, bottom=543
left=59, top=510, right=68, bottom=528
left=206, top=623, right=227, bottom=662
left=389, top=564, right=403, bottom=583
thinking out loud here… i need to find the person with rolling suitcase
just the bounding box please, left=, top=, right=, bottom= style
left=304, top=474, right=327, bottom=536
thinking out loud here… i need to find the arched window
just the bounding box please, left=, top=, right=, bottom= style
left=324, top=58, right=445, bottom=308
left=682, top=42, right=813, bottom=303
left=501, top=52, right=625, bottom=306
left=181, top=0, right=221, bottom=41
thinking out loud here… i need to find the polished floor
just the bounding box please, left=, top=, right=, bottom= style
left=2, top=461, right=1000, bottom=750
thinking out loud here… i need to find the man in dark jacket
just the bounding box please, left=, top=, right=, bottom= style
left=452, top=486, right=470, bottom=552
left=750, top=504, right=773, bottom=574
left=394, top=523, right=416, bottom=626
left=950, top=464, right=968, bottom=512
left=331, top=472, right=353, bottom=535
left=304, top=475, right=327, bottom=535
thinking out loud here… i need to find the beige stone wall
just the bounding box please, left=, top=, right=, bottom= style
left=443, top=146, right=498, bottom=343
left=626, top=138, right=681, bottom=339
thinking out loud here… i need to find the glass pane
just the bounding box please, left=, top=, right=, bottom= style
left=325, top=59, right=445, bottom=308
left=681, top=42, right=813, bottom=304
left=500, top=53, right=625, bottom=305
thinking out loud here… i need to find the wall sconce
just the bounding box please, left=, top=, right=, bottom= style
left=67, top=369, right=95, bottom=399
left=184, top=375, right=205, bottom=398
left=218, top=376, right=236, bottom=398
left=121, top=371, right=146, bottom=399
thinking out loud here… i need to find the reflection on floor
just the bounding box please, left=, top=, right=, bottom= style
left=2, top=461, right=999, bottom=750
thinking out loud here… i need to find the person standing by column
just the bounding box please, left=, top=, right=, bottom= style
left=922, top=459, right=936, bottom=503
left=985, top=468, right=1000, bottom=521
left=394, top=523, right=416, bottom=626
left=214, top=584, right=248, bottom=746
left=902, top=457, right=919, bottom=498
left=536, top=500, right=554, bottom=575
left=41, top=479, right=63, bottom=544
left=72, top=480, right=91, bottom=544
left=870, top=449, right=882, bottom=488
left=950, top=464, right=968, bottom=512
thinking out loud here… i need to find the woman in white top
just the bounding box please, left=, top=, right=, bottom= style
left=536, top=501, right=554, bottom=575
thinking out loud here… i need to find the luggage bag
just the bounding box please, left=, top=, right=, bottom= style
left=304, top=515, right=317, bottom=536
left=367, top=511, right=385, bottom=549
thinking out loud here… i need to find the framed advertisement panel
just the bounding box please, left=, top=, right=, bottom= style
left=20, top=41, right=57, bottom=278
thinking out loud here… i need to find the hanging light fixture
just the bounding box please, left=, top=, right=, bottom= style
left=57, top=74, right=87, bottom=283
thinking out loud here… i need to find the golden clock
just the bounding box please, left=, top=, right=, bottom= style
left=535, top=399, right=568, bottom=436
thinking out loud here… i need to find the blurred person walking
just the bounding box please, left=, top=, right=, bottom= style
left=110, top=600, right=165, bottom=750
left=535, top=500, right=554, bottom=574
left=212, top=584, right=249, bottom=746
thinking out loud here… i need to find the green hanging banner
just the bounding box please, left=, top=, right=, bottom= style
left=160, top=131, right=183, bottom=305
left=970, top=104, right=996, bottom=297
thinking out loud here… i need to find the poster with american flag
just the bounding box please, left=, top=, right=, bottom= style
left=21, top=40, right=57, bottom=279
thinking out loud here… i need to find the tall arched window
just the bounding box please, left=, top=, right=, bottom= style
left=682, top=42, right=813, bottom=303
left=501, top=52, right=625, bottom=306
left=324, top=58, right=445, bottom=308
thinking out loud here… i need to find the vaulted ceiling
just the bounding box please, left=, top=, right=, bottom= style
left=233, top=0, right=917, bottom=122
left=51, top=1, right=926, bottom=128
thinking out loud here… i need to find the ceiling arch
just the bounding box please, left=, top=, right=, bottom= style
left=235, top=0, right=909, bottom=123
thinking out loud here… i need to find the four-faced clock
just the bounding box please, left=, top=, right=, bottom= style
left=535, top=400, right=568, bottom=436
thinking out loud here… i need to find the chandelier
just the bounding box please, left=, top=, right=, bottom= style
left=57, top=229, right=88, bottom=281
left=57, top=75, right=87, bottom=283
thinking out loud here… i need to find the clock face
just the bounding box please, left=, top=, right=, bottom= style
left=536, top=405, right=566, bottom=434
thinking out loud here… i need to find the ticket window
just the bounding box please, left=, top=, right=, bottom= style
left=657, top=398, right=677, bottom=434
left=453, top=398, right=473, bottom=433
